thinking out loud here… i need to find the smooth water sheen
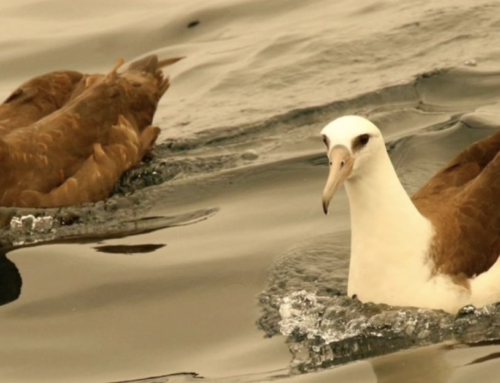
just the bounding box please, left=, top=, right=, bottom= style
left=2, top=1, right=500, bottom=382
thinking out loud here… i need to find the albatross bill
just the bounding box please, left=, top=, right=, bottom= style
left=322, top=145, right=353, bottom=215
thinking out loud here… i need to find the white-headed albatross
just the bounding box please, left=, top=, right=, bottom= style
left=321, top=115, right=500, bottom=313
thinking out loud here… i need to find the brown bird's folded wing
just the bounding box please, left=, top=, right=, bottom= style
left=19, top=117, right=160, bottom=207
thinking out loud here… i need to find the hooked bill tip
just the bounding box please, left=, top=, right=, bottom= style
left=322, top=201, right=329, bottom=215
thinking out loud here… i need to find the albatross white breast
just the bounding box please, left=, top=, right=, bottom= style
left=321, top=115, right=500, bottom=313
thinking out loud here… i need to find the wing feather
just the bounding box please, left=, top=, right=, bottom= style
left=413, top=130, right=500, bottom=277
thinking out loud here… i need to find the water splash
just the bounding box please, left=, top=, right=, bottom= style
left=9, top=215, right=55, bottom=245
left=273, top=289, right=500, bottom=373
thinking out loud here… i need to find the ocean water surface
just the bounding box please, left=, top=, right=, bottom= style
left=2, top=0, right=500, bottom=382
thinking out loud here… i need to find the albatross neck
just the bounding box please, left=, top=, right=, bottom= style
left=344, top=147, right=434, bottom=299
left=345, top=149, right=424, bottom=227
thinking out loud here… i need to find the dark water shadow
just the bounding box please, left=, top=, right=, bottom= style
left=0, top=251, right=22, bottom=306
left=467, top=351, right=500, bottom=366
left=94, top=244, right=166, bottom=255
left=107, top=372, right=202, bottom=383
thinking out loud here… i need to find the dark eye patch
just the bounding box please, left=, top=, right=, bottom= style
left=352, top=134, right=370, bottom=152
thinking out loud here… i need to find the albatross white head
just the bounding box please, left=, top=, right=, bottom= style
left=319, top=116, right=456, bottom=311
left=321, top=115, right=385, bottom=214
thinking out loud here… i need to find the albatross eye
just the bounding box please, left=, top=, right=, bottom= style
left=359, top=134, right=370, bottom=145
left=352, top=134, right=370, bottom=152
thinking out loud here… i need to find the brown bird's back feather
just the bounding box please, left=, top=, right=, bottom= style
left=413, top=130, right=500, bottom=278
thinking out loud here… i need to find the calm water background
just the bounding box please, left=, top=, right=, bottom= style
left=1, top=0, right=500, bottom=382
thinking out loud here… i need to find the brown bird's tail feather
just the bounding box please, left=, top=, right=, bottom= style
left=127, top=55, right=184, bottom=74
left=106, top=58, right=126, bottom=83
left=125, top=55, right=182, bottom=97
left=157, top=57, right=184, bottom=69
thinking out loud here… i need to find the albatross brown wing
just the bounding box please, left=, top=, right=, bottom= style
left=413, top=130, right=500, bottom=278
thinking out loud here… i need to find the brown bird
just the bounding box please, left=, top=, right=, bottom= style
left=0, top=55, right=182, bottom=208
left=321, top=115, right=500, bottom=313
